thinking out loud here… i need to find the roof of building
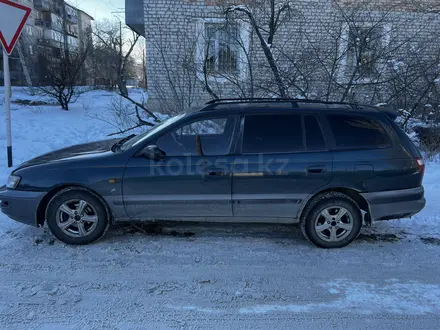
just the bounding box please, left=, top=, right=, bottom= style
left=66, top=3, right=95, bottom=21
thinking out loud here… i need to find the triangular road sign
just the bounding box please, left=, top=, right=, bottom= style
left=0, top=0, right=32, bottom=55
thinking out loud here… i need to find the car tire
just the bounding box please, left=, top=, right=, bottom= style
left=300, top=192, right=362, bottom=248
left=46, top=187, right=110, bottom=245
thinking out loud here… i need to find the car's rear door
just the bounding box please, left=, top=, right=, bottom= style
left=325, top=112, right=423, bottom=191
left=232, top=112, right=332, bottom=220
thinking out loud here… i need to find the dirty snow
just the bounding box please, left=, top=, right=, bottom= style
left=0, top=88, right=440, bottom=329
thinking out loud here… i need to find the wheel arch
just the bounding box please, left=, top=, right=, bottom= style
left=298, top=187, right=372, bottom=225
left=36, top=184, right=113, bottom=227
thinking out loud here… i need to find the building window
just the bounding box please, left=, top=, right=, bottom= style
left=53, top=47, right=61, bottom=58
left=66, top=5, right=78, bottom=18
left=339, top=23, right=391, bottom=80
left=348, top=26, right=381, bottom=76
left=25, top=25, right=33, bottom=36
left=51, top=14, right=63, bottom=31
left=196, top=19, right=250, bottom=81
left=35, top=27, right=43, bottom=38
left=68, top=36, right=79, bottom=49
left=52, top=30, right=63, bottom=43
left=205, top=23, right=239, bottom=74
left=67, top=25, right=78, bottom=36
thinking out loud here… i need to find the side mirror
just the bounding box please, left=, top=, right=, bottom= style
left=142, top=145, right=166, bottom=161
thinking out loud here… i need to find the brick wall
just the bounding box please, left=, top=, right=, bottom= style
left=336, top=0, right=440, bottom=12
left=143, top=0, right=440, bottom=112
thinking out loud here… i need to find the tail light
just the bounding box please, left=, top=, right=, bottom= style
left=415, top=157, right=425, bottom=176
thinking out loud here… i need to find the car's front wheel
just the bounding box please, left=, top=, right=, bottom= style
left=46, top=188, right=110, bottom=245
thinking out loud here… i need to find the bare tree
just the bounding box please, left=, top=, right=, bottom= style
left=93, top=20, right=140, bottom=96
left=93, top=20, right=160, bottom=126
left=126, top=0, right=440, bottom=144
left=34, top=38, right=92, bottom=110
left=213, top=0, right=440, bottom=109
left=224, top=1, right=292, bottom=98
left=90, top=45, right=118, bottom=90
left=144, top=12, right=228, bottom=114
left=151, top=28, right=201, bottom=113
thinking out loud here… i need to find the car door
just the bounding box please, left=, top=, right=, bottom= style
left=122, top=115, right=238, bottom=220
left=232, top=112, right=332, bottom=219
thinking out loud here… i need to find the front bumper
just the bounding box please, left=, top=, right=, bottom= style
left=361, top=187, right=426, bottom=221
left=0, top=185, right=46, bottom=227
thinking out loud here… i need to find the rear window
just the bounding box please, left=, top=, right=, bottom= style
left=242, top=114, right=303, bottom=153
left=327, top=114, right=391, bottom=149
left=387, top=120, right=422, bottom=157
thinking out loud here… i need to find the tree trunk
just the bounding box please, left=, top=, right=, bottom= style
left=228, top=7, right=288, bottom=98
left=61, top=99, right=69, bottom=110
left=118, top=77, right=129, bottom=97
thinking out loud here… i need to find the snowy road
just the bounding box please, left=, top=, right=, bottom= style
left=0, top=222, right=439, bottom=329
left=1, top=89, right=440, bottom=329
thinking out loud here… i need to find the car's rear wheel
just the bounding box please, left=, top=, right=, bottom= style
left=300, top=192, right=362, bottom=248
left=46, top=188, right=110, bottom=245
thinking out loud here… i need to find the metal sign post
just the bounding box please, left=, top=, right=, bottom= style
left=0, top=0, right=32, bottom=167
left=3, top=48, right=12, bottom=167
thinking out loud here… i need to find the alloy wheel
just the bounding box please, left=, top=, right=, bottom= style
left=56, top=199, right=99, bottom=238
left=314, top=206, right=354, bottom=242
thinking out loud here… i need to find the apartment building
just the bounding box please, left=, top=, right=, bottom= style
left=126, top=0, right=440, bottom=112
left=0, top=0, right=93, bottom=86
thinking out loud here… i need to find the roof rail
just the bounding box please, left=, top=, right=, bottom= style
left=206, top=98, right=302, bottom=104
left=203, top=98, right=361, bottom=110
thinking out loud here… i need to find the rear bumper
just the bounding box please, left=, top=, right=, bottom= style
left=361, top=187, right=426, bottom=221
left=0, top=186, right=45, bottom=227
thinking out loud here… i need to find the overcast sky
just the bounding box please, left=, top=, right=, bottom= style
left=67, top=0, right=126, bottom=21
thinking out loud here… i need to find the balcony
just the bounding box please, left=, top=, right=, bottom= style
left=41, top=29, right=64, bottom=47
left=66, top=14, right=79, bottom=24
left=34, top=0, right=62, bottom=15
left=125, top=0, right=145, bottom=36
left=33, top=0, right=51, bottom=11
left=66, top=28, right=78, bottom=37
left=35, top=18, right=52, bottom=28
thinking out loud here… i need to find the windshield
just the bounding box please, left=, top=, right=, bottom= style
left=120, top=113, right=186, bottom=151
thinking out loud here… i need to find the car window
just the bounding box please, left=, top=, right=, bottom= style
left=156, top=117, right=234, bottom=156
left=327, top=114, right=391, bottom=149
left=122, top=113, right=186, bottom=150
left=242, top=114, right=303, bottom=154
left=177, top=118, right=227, bottom=135
left=304, top=115, right=326, bottom=151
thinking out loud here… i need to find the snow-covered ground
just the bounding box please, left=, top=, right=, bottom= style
left=0, top=88, right=440, bottom=329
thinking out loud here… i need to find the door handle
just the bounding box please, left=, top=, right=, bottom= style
left=207, top=170, right=227, bottom=176
left=205, top=168, right=228, bottom=177
left=307, top=166, right=327, bottom=174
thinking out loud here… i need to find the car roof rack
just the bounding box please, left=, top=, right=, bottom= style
left=203, top=98, right=362, bottom=111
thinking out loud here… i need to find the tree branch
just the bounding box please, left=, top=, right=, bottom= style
left=226, top=5, right=288, bottom=98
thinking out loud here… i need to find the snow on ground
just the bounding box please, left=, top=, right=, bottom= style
left=0, top=88, right=440, bottom=329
